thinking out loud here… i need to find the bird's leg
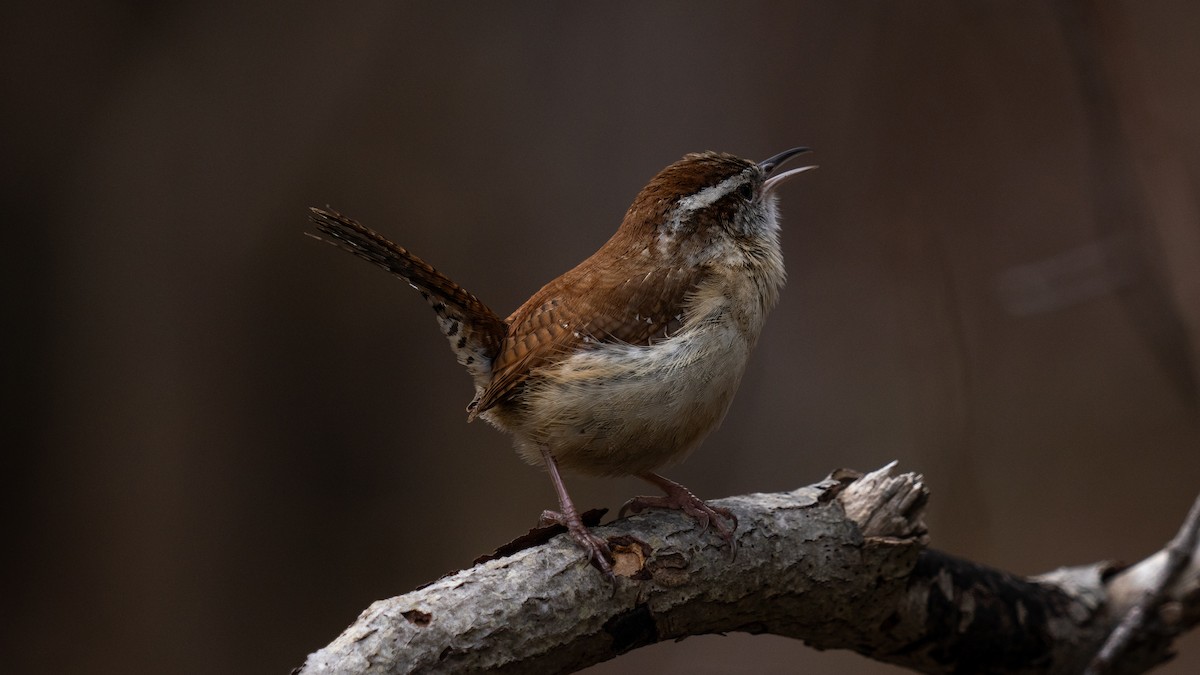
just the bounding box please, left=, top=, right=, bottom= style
left=619, top=472, right=738, bottom=553
left=538, top=446, right=614, bottom=579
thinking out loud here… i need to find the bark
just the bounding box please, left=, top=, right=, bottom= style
left=294, top=464, right=1200, bottom=674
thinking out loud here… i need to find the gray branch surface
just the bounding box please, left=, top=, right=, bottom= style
left=295, top=464, right=1200, bottom=674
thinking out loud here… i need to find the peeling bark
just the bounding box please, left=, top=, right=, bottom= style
left=294, top=464, right=1199, bottom=674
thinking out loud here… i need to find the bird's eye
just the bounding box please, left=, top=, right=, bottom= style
left=736, top=183, right=754, bottom=200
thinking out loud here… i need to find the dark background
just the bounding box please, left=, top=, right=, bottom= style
left=5, top=2, right=1199, bottom=673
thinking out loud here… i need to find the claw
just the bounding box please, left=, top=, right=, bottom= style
left=620, top=473, right=738, bottom=557
left=541, top=508, right=615, bottom=580
left=538, top=446, right=617, bottom=582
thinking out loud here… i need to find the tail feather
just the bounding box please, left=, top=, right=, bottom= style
left=308, top=207, right=505, bottom=392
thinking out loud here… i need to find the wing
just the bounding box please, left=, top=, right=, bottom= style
left=468, top=256, right=702, bottom=418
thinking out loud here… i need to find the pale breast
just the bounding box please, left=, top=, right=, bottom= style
left=491, top=281, right=761, bottom=477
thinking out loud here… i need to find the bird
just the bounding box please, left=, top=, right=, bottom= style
left=309, top=147, right=813, bottom=579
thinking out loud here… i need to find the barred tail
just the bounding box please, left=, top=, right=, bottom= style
left=308, top=207, right=505, bottom=391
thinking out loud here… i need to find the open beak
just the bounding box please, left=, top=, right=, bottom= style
left=760, top=147, right=816, bottom=192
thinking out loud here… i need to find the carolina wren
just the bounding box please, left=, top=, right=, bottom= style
left=310, top=148, right=813, bottom=578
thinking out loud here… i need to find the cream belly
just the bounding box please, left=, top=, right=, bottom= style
left=482, top=282, right=763, bottom=477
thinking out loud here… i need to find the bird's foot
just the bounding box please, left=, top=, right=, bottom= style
left=619, top=474, right=738, bottom=555
left=538, top=445, right=616, bottom=581
left=540, top=509, right=615, bottom=580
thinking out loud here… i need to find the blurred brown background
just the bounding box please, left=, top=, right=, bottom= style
left=4, top=1, right=1199, bottom=673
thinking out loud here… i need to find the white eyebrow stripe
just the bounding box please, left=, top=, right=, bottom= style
left=678, top=174, right=742, bottom=212
left=666, top=173, right=745, bottom=232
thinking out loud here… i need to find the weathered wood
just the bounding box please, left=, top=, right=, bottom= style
left=294, top=464, right=1199, bottom=674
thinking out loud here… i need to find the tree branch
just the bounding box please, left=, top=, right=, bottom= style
left=1085, top=492, right=1200, bottom=674
left=293, top=464, right=1200, bottom=674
